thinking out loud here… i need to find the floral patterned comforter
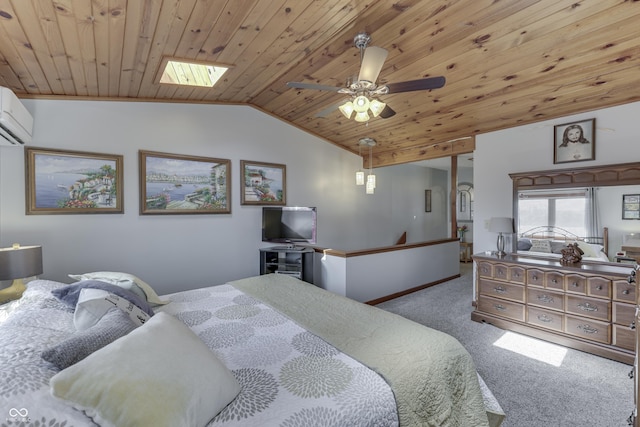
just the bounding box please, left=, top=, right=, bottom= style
left=0, top=279, right=398, bottom=426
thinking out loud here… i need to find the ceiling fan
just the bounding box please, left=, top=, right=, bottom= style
left=286, top=32, right=446, bottom=122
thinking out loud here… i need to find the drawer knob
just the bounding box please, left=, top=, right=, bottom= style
left=578, top=302, right=598, bottom=312
left=595, top=285, right=602, bottom=291
left=493, top=286, right=507, bottom=294
left=552, top=279, right=558, bottom=284
left=532, top=275, right=538, bottom=280
left=623, top=289, right=630, bottom=295
left=571, top=282, right=579, bottom=287
left=494, top=304, right=506, bottom=312
left=631, top=321, right=636, bottom=330
left=577, top=324, right=598, bottom=334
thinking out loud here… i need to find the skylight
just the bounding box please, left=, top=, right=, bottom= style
left=493, top=331, right=567, bottom=367
left=158, top=58, right=229, bottom=88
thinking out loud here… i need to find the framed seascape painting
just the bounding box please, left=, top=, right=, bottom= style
left=139, top=150, right=231, bottom=215
left=25, top=147, right=123, bottom=215
left=553, top=118, right=595, bottom=164
left=240, top=160, right=286, bottom=205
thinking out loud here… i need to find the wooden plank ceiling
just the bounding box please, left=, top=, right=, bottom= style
left=0, top=0, right=639, bottom=168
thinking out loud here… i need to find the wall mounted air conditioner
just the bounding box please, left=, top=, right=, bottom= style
left=0, top=86, right=33, bottom=146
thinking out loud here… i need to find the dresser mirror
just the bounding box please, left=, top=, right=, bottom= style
left=510, top=162, right=640, bottom=260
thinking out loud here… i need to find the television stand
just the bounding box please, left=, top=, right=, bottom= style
left=259, top=246, right=314, bottom=283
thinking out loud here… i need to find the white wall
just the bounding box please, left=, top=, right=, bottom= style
left=474, top=101, right=640, bottom=254
left=0, top=99, right=447, bottom=294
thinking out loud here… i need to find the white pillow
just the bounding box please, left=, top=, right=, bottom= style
left=74, top=288, right=151, bottom=331
left=50, top=312, right=241, bottom=427
left=574, top=241, right=604, bottom=258
left=530, top=239, right=552, bottom=253
left=69, top=271, right=168, bottom=306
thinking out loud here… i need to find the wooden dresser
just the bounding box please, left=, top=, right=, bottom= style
left=471, top=253, right=637, bottom=365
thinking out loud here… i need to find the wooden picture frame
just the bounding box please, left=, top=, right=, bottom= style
left=622, top=194, right=640, bottom=220
left=425, top=189, right=432, bottom=212
left=139, top=150, right=230, bottom=215
left=553, top=118, right=595, bottom=164
left=240, top=160, right=286, bottom=205
left=25, top=147, right=123, bottom=215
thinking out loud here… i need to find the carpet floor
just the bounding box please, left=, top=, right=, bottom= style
left=376, top=263, right=633, bottom=427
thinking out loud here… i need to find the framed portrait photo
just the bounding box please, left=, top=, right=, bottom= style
left=139, top=150, right=231, bottom=215
left=553, top=118, right=595, bottom=164
left=25, top=147, right=124, bottom=215
left=240, top=160, right=286, bottom=205
left=622, top=194, right=640, bottom=220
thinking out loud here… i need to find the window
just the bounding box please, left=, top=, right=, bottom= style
left=517, top=189, right=588, bottom=237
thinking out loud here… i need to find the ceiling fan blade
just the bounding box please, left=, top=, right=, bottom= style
left=379, top=105, right=396, bottom=119
left=358, top=46, right=388, bottom=83
left=385, top=76, right=446, bottom=93
left=315, top=100, right=345, bottom=118
left=286, top=82, right=343, bottom=92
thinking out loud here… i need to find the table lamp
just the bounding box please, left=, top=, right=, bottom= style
left=489, top=217, right=513, bottom=257
left=0, top=244, right=43, bottom=304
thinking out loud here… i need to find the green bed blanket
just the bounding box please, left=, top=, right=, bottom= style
left=231, top=273, right=501, bottom=427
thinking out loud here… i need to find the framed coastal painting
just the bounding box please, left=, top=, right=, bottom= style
left=139, top=150, right=231, bottom=215
left=240, top=160, right=286, bottom=205
left=622, top=194, right=640, bottom=220
left=25, top=147, right=123, bottom=215
left=553, top=118, right=595, bottom=164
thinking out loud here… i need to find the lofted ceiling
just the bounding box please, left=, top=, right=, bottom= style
left=1, top=0, right=639, bottom=168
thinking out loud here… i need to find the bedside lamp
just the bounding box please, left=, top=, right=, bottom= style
left=489, top=217, right=513, bottom=257
left=0, top=244, right=43, bottom=304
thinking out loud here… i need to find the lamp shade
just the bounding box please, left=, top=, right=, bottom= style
left=488, top=217, right=513, bottom=234
left=0, top=245, right=43, bottom=281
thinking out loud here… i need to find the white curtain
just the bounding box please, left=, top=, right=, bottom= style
left=585, top=187, right=600, bottom=242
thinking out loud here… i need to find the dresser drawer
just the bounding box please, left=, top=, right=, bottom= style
left=527, top=268, right=546, bottom=288
left=565, top=274, right=587, bottom=295
left=613, top=301, right=635, bottom=326
left=527, top=306, right=564, bottom=332
left=612, top=324, right=635, bottom=351
left=527, top=288, right=564, bottom=311
left=509, top=265, right=526, bottom=284
left=493, top=264, right=509, bottom=281
left=478, top=295, right=525, bottom=322
left=544, top=271, right=564, bottom=290
left=565, top=295, right=611, bottom=322
left=564, top=315, right=611, bottom=344
left=613, top=280, right=636, bottom=303
left=479, top=279, right=525, bottom=303
left=586, top=277, right=611, bottom=299
left=477, top=261, right=493, bottom=278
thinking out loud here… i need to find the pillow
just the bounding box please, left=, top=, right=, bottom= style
left=74, top=288, right=151, bottom=331
left=42, top=307, right=136, bottom=370
left=550, top=241, right=568, bottom=254
left=50, top=312, right=241, bottom=427
left=574, top=241, right=605, bottom=258
left=530, top=239, right=552, bottom=253
left=68, top=272, right=168, bottom=306
left=52, top=280, right=155, bottom=316
left=517, top=238, right=532, bottom=251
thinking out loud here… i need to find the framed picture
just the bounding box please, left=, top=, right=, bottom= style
left=240, top=160, right=286, bottom=205
left=25, top=147, right=123, bottom=215
left=553, top=118, right=595, bottom=164
left=139, top=150, right=230, bottom=215
left=622, top=194, right=640, bottom=220
left=425, top=189, right=432, bottom=212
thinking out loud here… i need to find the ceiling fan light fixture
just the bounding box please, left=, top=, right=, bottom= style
left=338, top=101, right=355, bottom=119
left=369, top=99, right=386, bottom=117
left=353, top=95, right=370, bottom=113
left=354, top=111, right=370, bottom=122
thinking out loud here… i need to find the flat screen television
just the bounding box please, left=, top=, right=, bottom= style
left=262, top=206, right=317, bottom=248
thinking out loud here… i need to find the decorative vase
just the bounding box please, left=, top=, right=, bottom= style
left=459, top=231, right=465, bottom=242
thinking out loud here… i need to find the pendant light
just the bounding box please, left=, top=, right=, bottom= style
left=355, top=142, right=365, bottom=185
left=359, top=137, right=376, bottom=194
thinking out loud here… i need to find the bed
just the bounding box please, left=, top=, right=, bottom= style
left=516, top=225, right=610, bottom=262
left=0, top=272, right=505, bottom=427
